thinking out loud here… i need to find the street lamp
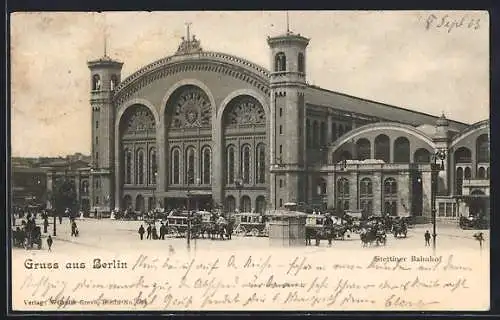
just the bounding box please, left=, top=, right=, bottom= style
left=235, top=175, right=244, bottom=212
left=153, top=171, right=158, bottom=209
left=430, top=149, right=447, bottom=253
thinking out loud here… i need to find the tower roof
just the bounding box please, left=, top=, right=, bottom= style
left=87, top=55, right=123, bottom=69
left=267, top=32, right=310, bottom=48
left=436, top=112, right=449, bottom=126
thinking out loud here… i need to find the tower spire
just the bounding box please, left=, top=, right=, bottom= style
left=286, top=11, right=290, bottom=34
left=104, top=34, right=108, bottom=57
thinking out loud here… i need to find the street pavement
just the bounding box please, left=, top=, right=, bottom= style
left=11, top=217, right=488, bottom=254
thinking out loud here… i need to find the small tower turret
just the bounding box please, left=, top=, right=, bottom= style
left=267, top=20, right=310, bottom=209
left=87, top=41, right=123, bottom=214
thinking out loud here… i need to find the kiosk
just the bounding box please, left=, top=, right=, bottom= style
left=266, top=209, right=307, bottom=247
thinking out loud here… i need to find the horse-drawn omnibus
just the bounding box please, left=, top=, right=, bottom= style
left=233, top=212, right=269, bottom=237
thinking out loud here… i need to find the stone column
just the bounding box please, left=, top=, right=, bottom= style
left=398, top=171, right=410, bottom=216
left=327, top=171, right=335, bottom=208
left=349, top=170, right=358, bottom=210
left=421, top=170, right=433, bottom=218
left=373, top=171, right=382, bottom=215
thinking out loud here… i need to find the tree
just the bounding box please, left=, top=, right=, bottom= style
left=52, top=178, right=78, bottom=215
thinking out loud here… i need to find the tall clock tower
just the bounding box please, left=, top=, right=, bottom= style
left=87, top=53, right=123, bottom=214
left=267, top=31, right=310, bottom=209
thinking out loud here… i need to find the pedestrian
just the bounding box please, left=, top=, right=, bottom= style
left=424, top=230, right=431, bottom=246
left=71, top=221, right=78, bottom=237
left=160, top=223, right=165, bottom=240
left=47, top=235, right=53, bottom=251
left=59, top=214, right=62, bottom=225
left=152, top=225, right=158, bottom=240
left=43, top=218, right=49, bottom=234
left=323, top=213, right=334, bottom=246
left=94, top=209, right=98, bottom=219
left=474, top=232, right=484, bottom=250
left=138, top=225, right=145, bottom=240
left=146, top=224, right=152, bottom=240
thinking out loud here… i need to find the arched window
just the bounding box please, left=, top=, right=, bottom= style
left=456, top=167, right=463, bottom=195
left=136, top=149, right=145, bottom=185
left=122, top=195, right=132, bottom=210
left=225, top=196, right=235, bottom=213
left=135, top=195, right=145, bottom=213
left=92, top=74, right=101, bottom=90
left=464, top=167, right=471, bottom=180
left=226, top=145, right=235, bottom=184
left=317, top=178, right=327, bottom=195
left=383, top=178, right=398, bottom=216
left=374, top=134, right=390, bottom=162
left=240, top=195, right=251, bottom=212
left=356, top=138, right=371, bottom=161
left=201, top=146, right=211, bottom=185
left=477, top=167, right=485, bottom=179
left=338, top=125, right=344, bottom=137
left=359, top=178, right=373, bottom=216
left=340, top=151, right=352, bottom=161
left=298, top=52, right=305, bottom=73
left=306, top=119, right=311, bottom=148
left=149, top=148, right=157, bottom=185
left=476, top=134, right=489, bottom=163
left=320, top=122, right=327, bottom=146
left=256, top=196, right=266, bottom=214
left=274, top=52, right=286, bottom=72
left=394, top=137, right=410, bottom=163
left=331, top=122, right=337, bottom=142
left=124, top=149, right=132, bottom=184
left=455, top=147, right=472, bottom=163
left=241, top=145, right=251, bottom=184
left=256, top=143, right=266, bottom=184
left=171, top=148, right=180, bottom=184
left=414, top=148, right=431, bottom=164
left=81, top=180, right=89, bottom=194
left=110, top=75, right=118, bottom=91
left=336, top=178, right=350, bottom=212
left=312, top=121, right=319, bottom=148
left=185, top=147, right=195, bottom=184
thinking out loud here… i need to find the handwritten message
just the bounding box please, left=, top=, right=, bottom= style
left=12, top=249, right=489, bottom=311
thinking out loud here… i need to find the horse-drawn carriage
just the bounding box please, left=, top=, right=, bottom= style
left=360, top=227, right=387, bottom=247
left=12, top=224, right=42, bottom=249
left=233, top=212, right=269, bottom=237
left=305, top=214, right=351, bottom=245
left=459, top=215, right=489, bottom=230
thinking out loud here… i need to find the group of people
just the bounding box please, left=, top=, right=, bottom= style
left=138, top=222, right=168, bottom=240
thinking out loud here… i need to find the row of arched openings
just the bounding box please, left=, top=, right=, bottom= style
left=224, top=195, right=267, bottom=213
left=92, top=74, right=119, bottom=91
left=170, top=146, right=212, bottom=185
left=336, top=177, right=398, bottom=215
left=274, top=52, right=305, bottom=73
left=225, top=144, right=266, bottom=185
left=123, top=148, right=157, bottom=185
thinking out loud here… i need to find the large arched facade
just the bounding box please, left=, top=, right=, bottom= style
left=112, top=50, right=270, bottom=212
left=90, top=34, right=487, bottom=224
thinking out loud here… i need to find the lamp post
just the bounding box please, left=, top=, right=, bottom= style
left=153, top=171, right=158, bottom=209
left=430, top=149, right=447, bottom=253
left=235, top=175, right=243, bottom=212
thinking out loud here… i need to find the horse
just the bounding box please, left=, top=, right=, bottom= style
left=392, top=223, right=407, bottom=238
left=360, top=228, right=386, bottom=247
left=331, top=224, right=351, bottom=240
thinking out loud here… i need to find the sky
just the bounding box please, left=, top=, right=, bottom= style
left=10, top=11, right=489, bottom=157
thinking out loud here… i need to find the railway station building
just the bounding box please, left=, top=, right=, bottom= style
left=87, top=28, right=490, bottom=221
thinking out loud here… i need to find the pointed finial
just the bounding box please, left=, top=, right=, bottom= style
left=104, top=34, right=107, bottom=57
left=286, top=11, right=290, bottom=34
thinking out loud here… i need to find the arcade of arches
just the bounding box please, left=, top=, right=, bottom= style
left=117, top=85, right=268, bottom=214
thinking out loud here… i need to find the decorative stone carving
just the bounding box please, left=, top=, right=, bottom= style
left=170, top=87, right=212, bottom=128
left=124, top=106, right=156, bottom=134
left=225, top=96, right=265, bottom=126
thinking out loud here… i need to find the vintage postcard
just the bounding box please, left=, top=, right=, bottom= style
left=9, top=11, right=490, bottom=312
